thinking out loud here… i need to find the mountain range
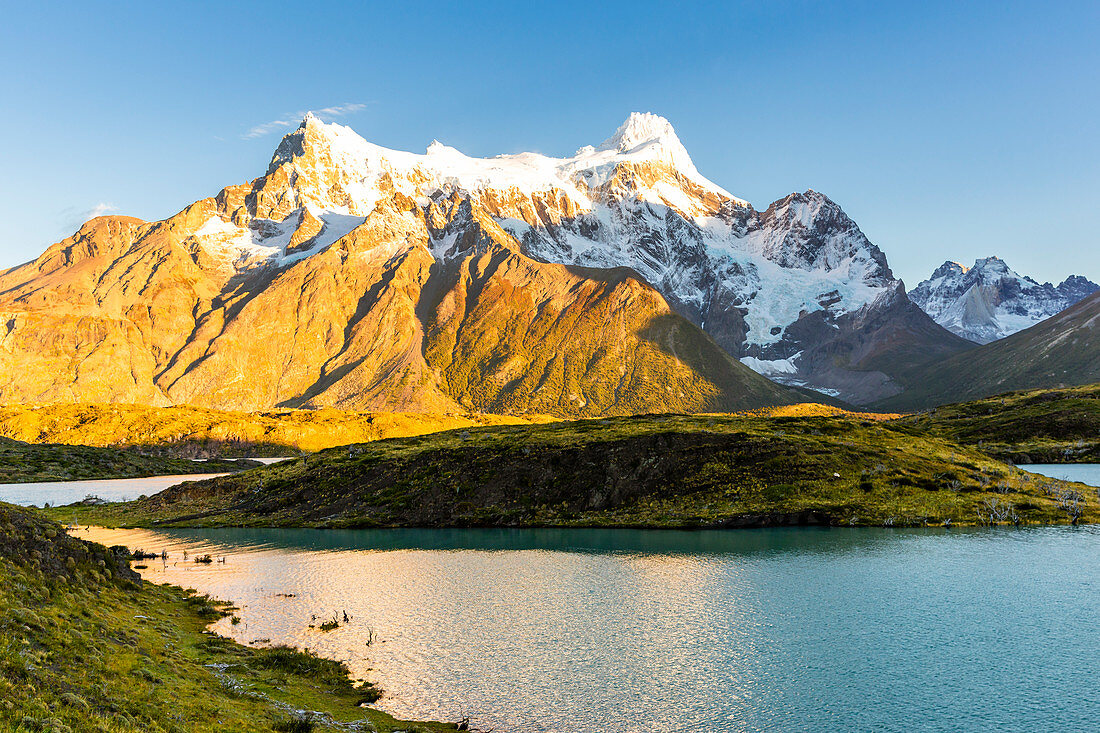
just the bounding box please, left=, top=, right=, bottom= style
left=0, top=113, right=976, bottom=412
left=910, top=257, right=1098, bottom=344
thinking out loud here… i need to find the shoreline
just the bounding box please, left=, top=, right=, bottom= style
left=0, top=502, right=458, bottom=732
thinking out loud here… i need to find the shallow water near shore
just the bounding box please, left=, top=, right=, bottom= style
left=74, top=524, right=1100, bottom=733
left=0, top=473, right=230, bottom=507
left=0, top=457, right=292, bottom=507
left=1023, top=463, right=1100, bottom=486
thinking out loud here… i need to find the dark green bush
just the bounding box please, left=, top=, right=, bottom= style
left=272, top=714, right=314, bottom=733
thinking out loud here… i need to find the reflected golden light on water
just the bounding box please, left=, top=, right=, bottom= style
left=77, top=526, right=765, bottom=731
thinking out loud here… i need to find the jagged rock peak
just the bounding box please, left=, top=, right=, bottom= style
left=910, top=255, right=1100, bottom=344
left=929, top=260, right=969, bottom=279
left=767, top=190, right=843, bottom=219
left=750, top=190, right=894, bottom=283
left=970, top=256, right=1019, bottom=279
left=268, top=112, right=374, bottom=173
left=1059, top=274, right=1100, bottom=299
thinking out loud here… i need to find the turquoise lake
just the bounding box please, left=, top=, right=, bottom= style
left=78, top=524, right=1100, bottom=732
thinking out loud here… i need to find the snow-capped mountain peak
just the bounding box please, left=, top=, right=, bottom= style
left=599, top=112, right=679, bottom=151
left=595, top=112, right=695, bottom=171
left=192, top=112, right=957, bottom=403
left=971, top=256, right=1017, bottom=279
left=910, top=256, right=1099, bottom=343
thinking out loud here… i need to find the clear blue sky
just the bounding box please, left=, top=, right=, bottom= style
left=1, top=0, right=1097, bottom=287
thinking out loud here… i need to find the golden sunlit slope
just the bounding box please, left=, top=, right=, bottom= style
left=734, top=403, right=902, bottom=420
left=0, top=402, right=898, bottom=460
left=0, top=403, right=556, bottom=457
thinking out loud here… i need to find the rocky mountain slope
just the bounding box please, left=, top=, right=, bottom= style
left=0, top=116, right=803, bottom=416
left=0, top=113, right=966, bottom=409
left=910, top=257, right=1098, bottom=344
left=878, top=291, right=1100, bottom=410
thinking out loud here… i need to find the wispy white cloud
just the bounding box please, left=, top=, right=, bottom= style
left=87, top=202, right=118, bottom=219
left=57, top=202, right=119, bottom=235
left=52, top=201, right=119, bottom=238
left=241, top=103, right=368, bottom=140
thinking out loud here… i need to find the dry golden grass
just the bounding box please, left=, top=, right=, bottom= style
left=732, top=402, right=903, bottom=421
left=0, top=403, right=911, bottom=460
left=0, top=403, right=556, bottom=457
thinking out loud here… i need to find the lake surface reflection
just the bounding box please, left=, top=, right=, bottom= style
left=0, top=474, right=229, bottom=507
left=0, top=457, right=293, bottom=507
left=77, top=525, right=1100, bottom=732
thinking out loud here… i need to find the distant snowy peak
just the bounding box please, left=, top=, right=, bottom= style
left=928, top=260, right=968, bottom=279
left=910, top=256, right=1099, bottom=344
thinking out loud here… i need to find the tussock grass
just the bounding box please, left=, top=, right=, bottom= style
left=892, top=382, right=1100, bottom=463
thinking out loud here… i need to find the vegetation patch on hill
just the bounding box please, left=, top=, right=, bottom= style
left=53, top=415, right=1099, bottom=530
left=890, top=383, right=1100, bottom=463
left=0, top=436, right=257, bottom=484
left=0, top=502, right=455, bottom=732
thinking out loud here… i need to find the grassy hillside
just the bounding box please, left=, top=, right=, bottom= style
left=54, top=415, right=1099, bottom=530
left=877, top=292, right=1100, bottom=410
left=0, top=436, right=256, bottom=484
left=0, top=403, right=555, bottom=458
left=890, top=383, right=1100, bottom=463
left=0, top=503, right=453, bottom=732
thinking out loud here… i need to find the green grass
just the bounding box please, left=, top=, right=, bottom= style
left=0, top=436, right=257, bottom=484
left=891, top=383, right=1100, bottom=463
left=0, top=502, right=455, bottom=732
left=50, top=413, right=1100, bottom=530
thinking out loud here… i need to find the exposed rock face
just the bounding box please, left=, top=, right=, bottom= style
left=786, top=282, right=976, bottom=404
left=910, top=257, right=1099, bottom=344
left=0, top=112, right=964, bottom=408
